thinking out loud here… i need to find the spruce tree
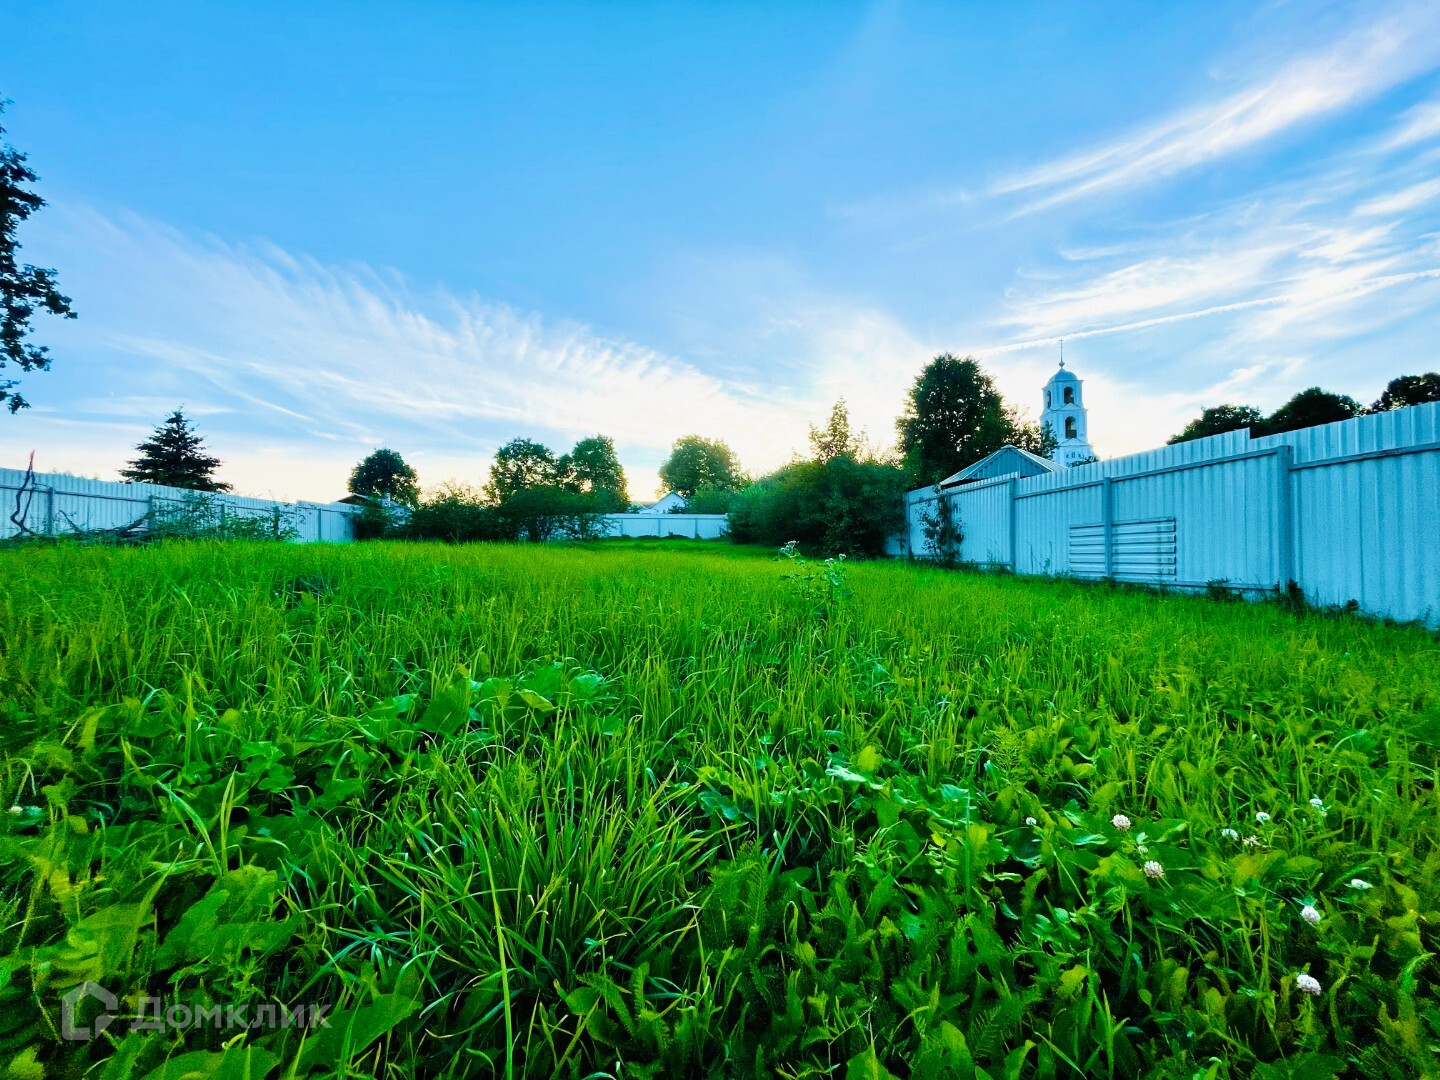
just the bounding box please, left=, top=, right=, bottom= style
left=121, top=409, right=232, bottom=491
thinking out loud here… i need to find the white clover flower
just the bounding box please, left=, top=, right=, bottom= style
left=1243, top=835, right=1262, bottom=848
left=1255, top=811, right=1271, bottom=824
left=1025, top=817, right=1038, bottom=826
left=1296, top=973, right=1322, bottom=996
left=1111, top=814, right=1132, bottom=831
left=1348, top=878, right=1373, bottom=890
left=1309, top=797, right=1325, bottom=810
left=1221, top=828, right=1239, bottom=840
left=1143, top=860, right=1165, bottom=879
left=1300, top=904, right=1321, bottom=926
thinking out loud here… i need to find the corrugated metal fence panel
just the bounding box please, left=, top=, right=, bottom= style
left=903, top=402, right=1440, bottom=626
left=599, top=513, right=729, bottom=539
left=1014, top=483, right=1104, bottom=576
left=0, top=467, right=361, bottom=543
left=1290, top=438, right=1440, bottom=623
left=954, top=481, right=1012, bottom=565
left=1111, top=452, right=1281, bottom=588
left=902, top=479, right=1012, bottom=564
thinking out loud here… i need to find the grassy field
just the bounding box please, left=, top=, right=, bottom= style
left=1, top=539, right=1437, bottom=1079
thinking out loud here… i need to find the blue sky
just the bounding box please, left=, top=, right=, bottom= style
left=4, top=0, right=1440, bottom=500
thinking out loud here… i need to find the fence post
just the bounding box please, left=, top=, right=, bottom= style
left=1008, top=478, right=1018, bottom=573
left=1101, top=476, right=1115, bottom=580
left=1273, top=445, right=1294, bottom=588
left=45, top=487, right=55, bottom=536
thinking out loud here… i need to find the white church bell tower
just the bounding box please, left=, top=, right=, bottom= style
left=1040, top=349, right=1096, bottom=467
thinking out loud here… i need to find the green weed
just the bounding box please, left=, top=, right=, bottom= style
left=0, top=540, right=1436, bottom=1078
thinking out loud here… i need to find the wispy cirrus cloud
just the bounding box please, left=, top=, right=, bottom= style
left=992, top=4, right=1440, bottom=213
left=1, top=209, right=939, bottom=499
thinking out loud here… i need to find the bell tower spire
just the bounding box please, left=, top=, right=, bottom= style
left=1040, top=349, right=1096, bottom=467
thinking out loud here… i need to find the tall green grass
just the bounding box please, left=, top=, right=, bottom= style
left=1, top=539, right=1437, bottom=1078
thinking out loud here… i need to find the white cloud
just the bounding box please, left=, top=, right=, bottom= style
left=1380, top=96, right=1440, bottom=148
left=992, top=6, right=1440, bottom=212
left=0, top=210, right=947, bottom=501
left=1355, top=177, right=1440, bottom=215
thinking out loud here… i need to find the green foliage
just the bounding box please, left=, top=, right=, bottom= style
left=918, top=486, right=964, bottom=567
left=120, top=409, right=232, bottom=492
left=809, top=399, right=860, bottom=464
left=1169, top=404, right=1266, bottom=444
left=684, top=484, right=735, bottom=515
left=1370, top=373, right=1440, bottom=413
left=1263, top=387, right=1363, bottom=436
left=0, top=101, right=75, bottom=413
left=398, top=481, right=505, bottom=543
left=0, top=541, right=1437, bottom=1077
left=897, top=355, right=1033, bottom=486
left=347, top=448, right=419, bottom=507
left=1172, top=389, right=1376, bottom=445
left=658, top=435, right=743, bottom=498
left=556, top=434, right=628, bottom=511
left=147, top=492, right=298, bottom=541
left=1014, top=418, right=1059, bottom=458
left=494, top=485, right=608, bottom=542
left=484, top=437, right=559, bottom=504
left=728, top=457, right=905, bottom=557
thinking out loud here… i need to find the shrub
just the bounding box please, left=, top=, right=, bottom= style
left=147, top=492, right=298, bottom=542
left=918, top=486, right=964, bottom=566
left=728, top=457, right=904, bottom=558
left=399, top=483, right=505, bottom=544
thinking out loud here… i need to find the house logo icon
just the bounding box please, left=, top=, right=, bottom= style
left=60, top=982, right=117, bottom=1042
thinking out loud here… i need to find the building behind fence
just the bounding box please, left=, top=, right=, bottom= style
left=901, top=401, right=1440, bottom=627
left=0, top=468, right=365, bottom=543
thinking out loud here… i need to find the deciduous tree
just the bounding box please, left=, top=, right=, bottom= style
left=808, top=400, right=858, bottom=464
left=1263, top=387, right=1362, bottom=436
left=0, top=101, right=74, bottom=412
left=1168, top=404, right=1266, bottom=444
left=658, top=435, right=742, bottom=497
left=348, top=448, right=419, bottom=506
left=1370, top=373, right=1440, bottom=412
left=484, top=438, right=558, bottom=504
left=897, top=355, right=1014, bottom=486
left=558, top=434, right=628, bottom=511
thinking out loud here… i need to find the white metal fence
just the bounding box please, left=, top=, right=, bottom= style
left=599, top=513, right=729, bottom=540
left=0, top=468, right=364, bottom=543
left=901, top=402, right=1440, bottom=627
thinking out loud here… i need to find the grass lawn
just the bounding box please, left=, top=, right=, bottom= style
left=1, top=539, right=1437, bottom=1078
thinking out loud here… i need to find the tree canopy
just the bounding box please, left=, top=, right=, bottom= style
left=348, top=448, right=419, bottom=506
left=808, top=399, right=859, bottom=464
left=1262, top=387, right=1363, bottom=436
left=558, top=434, right=628, bottom=511
left=121, top=409, right=231, bottom=492
left=896, top=354, right=1022, bottom=486
left=1371, top=373, right=1440, bottom=412
left=484, top=438, right=559, bottom=504
left=658, top=436, right=742, bottom=497
left=1168, top=404, right=1267, bottom=444
left=1, top=101, right=75, bottom=413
